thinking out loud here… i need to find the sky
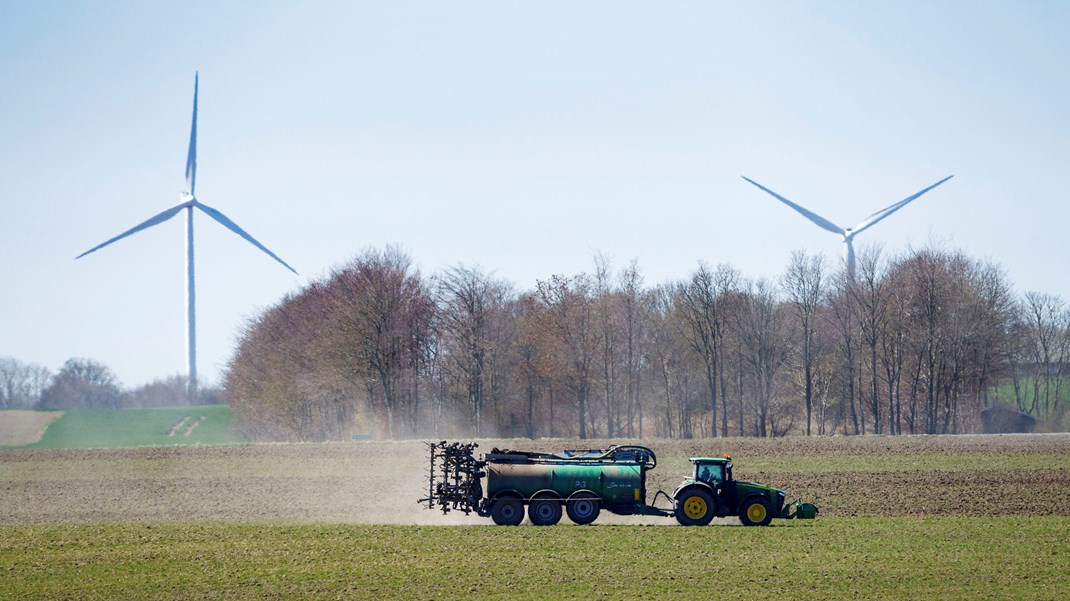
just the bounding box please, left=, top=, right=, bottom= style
left=1, top=1, right=1068, bottom=389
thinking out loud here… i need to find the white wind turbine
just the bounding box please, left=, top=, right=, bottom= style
left=77, top=72, right=297, bottom=401
left=741, top=175, right=954, bottom=277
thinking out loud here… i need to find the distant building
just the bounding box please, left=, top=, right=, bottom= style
left=980, top=405, right=1036, bottom=434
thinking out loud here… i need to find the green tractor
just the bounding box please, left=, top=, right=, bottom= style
left=673, top=455, right=817, bottom=526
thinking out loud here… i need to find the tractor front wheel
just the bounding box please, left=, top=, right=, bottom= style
left=490, top=497, right=524, bottom=526
left=739, top=496, right=773, bottom=527
left=675, top=489, right=715, bottom=526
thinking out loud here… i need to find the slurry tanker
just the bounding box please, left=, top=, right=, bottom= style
left=422, top=441, right=818, bottom=526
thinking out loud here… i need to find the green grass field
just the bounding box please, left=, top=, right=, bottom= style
left=1, top=518, right=1066, bottom=600
left=20, top=405, right=246, bottom=449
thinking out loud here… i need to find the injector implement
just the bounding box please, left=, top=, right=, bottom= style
left=421, top=441, right=818, bottom=526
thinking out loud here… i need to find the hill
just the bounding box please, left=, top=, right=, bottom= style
left=2, top=405, right=245, bottom=449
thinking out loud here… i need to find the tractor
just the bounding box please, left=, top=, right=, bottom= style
left=673, top=455, right=817, bottom=526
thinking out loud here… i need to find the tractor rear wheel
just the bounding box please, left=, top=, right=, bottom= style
left=491, top=497, right=524, bottom=526
left=566, top=493, right=601, bottom=525
left=739, top=496, right=773, bottom=526
left=528, top=498, right=563, bottom=526
left=675, top=489, right=715, bottom=526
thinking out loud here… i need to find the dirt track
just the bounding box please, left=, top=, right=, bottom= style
left=1, top=434, right=1068, bottom=523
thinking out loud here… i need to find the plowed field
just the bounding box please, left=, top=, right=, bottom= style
left=2, top=434, right=1068, bottom=523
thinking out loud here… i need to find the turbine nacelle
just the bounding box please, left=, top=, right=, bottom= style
left=742, top=174, right=954, bottom=277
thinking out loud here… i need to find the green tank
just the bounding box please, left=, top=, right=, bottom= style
left=485, top=447, right=651, bottom=507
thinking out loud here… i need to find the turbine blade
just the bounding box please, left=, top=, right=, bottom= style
left=196, top=202, right=298, bottom=274
left=185, top=72, right=198, bottom=196
left=75, top=202, right=189, bottom=259
left=741, top=176, right=844, bottom=235
left=851, top=175, right=954, bottom=235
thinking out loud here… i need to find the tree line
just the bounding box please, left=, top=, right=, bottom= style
left=223, top=243, right=1070, bottom=441
left=0, top=357, right=220, bottom=410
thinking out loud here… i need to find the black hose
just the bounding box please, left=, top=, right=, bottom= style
left=650, top=489, right=675, bottom=510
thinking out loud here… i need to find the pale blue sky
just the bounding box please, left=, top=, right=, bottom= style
left=1, top=1, right=1067, bottom=388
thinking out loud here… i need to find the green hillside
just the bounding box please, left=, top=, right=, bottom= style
left=21, top=405, right=246, bottom=449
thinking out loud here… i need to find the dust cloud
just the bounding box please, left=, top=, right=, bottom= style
left=2, top=434, right=1070, bottom=524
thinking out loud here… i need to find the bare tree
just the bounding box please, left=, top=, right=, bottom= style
left=675, top=263, right=738, bottom=438
left=434, top=264, right=514, bottom=436
left=226, top=279, right=363, bottom=441
left=880, top=246, right=1015, bottom=434
left=735, top=279, right=792, bottom=437
left=781, top=250, right=827, bottom=435
left=340, top=248, right=433, bottom=438
left=827, top=269, right=862, bottom=435
left=959, top=260, right=1016, bottom=425
left=38, top=358, right=121, bottom=409
left=536, top=274, right=596, bottom=439
left=648, top=286, right=680, bottom=438
left=852, top=246, right=889, bottom=434
left=0, top=358, right=52, bottom=409
left=593, top=254, right=621, bottom=437
left=124, top=375, right=195, bottom=407
left=878, top=266, right=911, bottom=435
left=618, top=259, right=648, bottom=437
left=514, top=294, right=544, bottom=438
left=1021, top=292, right=1069, bottom=418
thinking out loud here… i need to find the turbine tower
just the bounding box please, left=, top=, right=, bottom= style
left=741, top=175, right=954, bottom=277
left=77, top=72, right=297, bottom=401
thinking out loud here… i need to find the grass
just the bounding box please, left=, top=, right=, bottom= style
left=988, top=378, right=1068, bottom=412
left=19, top=405, right=246, bottom=449
left=1, top=518, right=1067, bottom=600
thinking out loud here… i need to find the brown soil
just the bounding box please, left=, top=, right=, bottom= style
left=0, top=410, right=63, bottom=446
left=1, top=434, right=1068, bottom=523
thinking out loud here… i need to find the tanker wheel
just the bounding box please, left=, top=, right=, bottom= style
left=566, top=493, right=601, bottom=525
left=675, top=489, right=715, bottom=526
left=739, top=496, right=773, bottom=527
left=490, top=497, right=524, bottom=526
left=528, top=498, right=563, bottom=526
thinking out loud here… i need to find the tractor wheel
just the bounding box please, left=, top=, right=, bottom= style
left=675, top=489, right=715, bottom=526
left=528, top=498, right=563, bottom=526
left=566, top=493, right=601, bottom=525
left=490, top=497, right=524, bottom=526
left=739, top=496, right=773, bottom=527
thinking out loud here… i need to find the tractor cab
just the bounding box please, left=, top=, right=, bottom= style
left=691, top=456, right=732, bottom=488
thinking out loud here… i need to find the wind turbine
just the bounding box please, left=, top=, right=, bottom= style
left=77, top=72, right=297, bottom=402
left=741, top=175, right=954, bottom=277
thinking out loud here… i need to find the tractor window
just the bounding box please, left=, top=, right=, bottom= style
left=695, top=464, right=724, bottom=485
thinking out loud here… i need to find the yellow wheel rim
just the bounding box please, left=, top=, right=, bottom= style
left=683, top=496, right=708, bottom=520
left=747, top=503, right=767, bottom=523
